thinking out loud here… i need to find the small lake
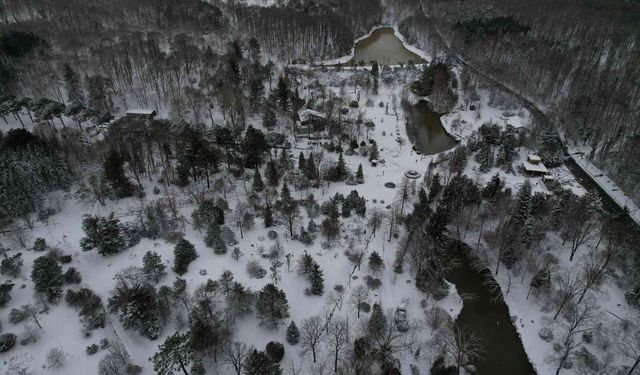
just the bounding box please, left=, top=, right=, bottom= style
left=350, top=27, right=426, bottom=66
left=447, top=240, right=537, bottom=375
left=405, top=101, right=458, bottom=155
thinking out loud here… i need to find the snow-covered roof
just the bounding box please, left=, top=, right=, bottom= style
left=527, top=154, right=542, bottom=163
left=298, top=109, right=326, bottom=122
left=126, top=109, right=156, bottom=116
left=523, top=160, right=549, bottom=174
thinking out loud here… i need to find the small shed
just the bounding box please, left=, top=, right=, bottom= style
left=126, top=109, right=157, bottom=119
left=522, top=154, right=549, bottom=176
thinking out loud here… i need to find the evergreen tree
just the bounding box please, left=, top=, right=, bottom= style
left=31, top=256, right=63, bottom=302
left=428, top=173, right=442, bottom=203
left=448, top=145, right=468, bottom=175
left=109, top=282, right=162, bottom=339
left=368, top=251, right=384, bottom=272
left=62, top=63, right=84, bottom=106
left=286, top=321, right=300, bottom=345
left=369, top=142, right=379, bottom=161
left=264, top=204, right=274, bottom=227
left=151, top=332, right=193, bottom=375
left=253, top=168, right=265, bottom=193
left=356, top=163, right=364, bottom=182
left=266, top=161, right=280, bottom=187
left=298, top=152, right=306, bottom=170
left=276, top=76, right=289, bottom=111
left=173, top=239, right=198, bottom=275
left=192, top=199, right=224, bottom=230
left=514, top=179, right=532, bottom=224
left=263, top=106, right=277, bottom=129
left=255, top=284, right=289, bottom=329
left=205, top=222, right=227, bottom=254
left=245, top=350, right=282, bottom=375
left=366, top=303, right=386, bottom=339
left=482, top=173, right=502, bottom=200
left=308, top=263, right=324, bottom=296
left=243, top=127, right=268, bottom=168
left=305, top=153, right=318, bottom=182
left=0, top=283, right=13, bottom=307
left=475, top=142, right=494, bottom=172
left=103, top=148, right=135, bottom=197
left=497, top=125, right=517, bottom=168
left=249, top=79, right=264, bottom=110
left=0, top=253, right=22, bottom=278
left=80, top=214, right=126, bottom=255
left=142, top=251, right=166, bottom=283
left=335, top=151, right=347, bottom=180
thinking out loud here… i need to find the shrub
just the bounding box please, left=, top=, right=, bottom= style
left=247, top=261, right=266, bottom=279
left=8, top=308, right=28, bottom=324
left=86, top=344, right=99, bottom=355
left=266, top=341, right=284, bottom=362
left=0, top=333, right=16, bottom=352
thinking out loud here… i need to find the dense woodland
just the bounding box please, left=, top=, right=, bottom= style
left=1, top=0, right=640, bottom=374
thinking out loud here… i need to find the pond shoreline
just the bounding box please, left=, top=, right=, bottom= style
left=315, top=25, right=430, bottom=66
left=403, top=100, right=458, bottom=156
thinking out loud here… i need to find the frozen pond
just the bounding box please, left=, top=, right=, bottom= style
left=405, top=101, right=458, bottom=155
left=350, top=27, right=425, bottom=66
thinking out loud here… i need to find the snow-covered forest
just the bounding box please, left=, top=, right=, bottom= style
left=0, top=0, right=640, bottom=374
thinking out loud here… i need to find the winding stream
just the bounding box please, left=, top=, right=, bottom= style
left=446, top=240, right=536, bottom=374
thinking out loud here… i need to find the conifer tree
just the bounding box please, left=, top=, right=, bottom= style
left=31, top=256, right=63, bottom=302
left=475, top=142, right=494, bottom=172
left=428, top=173, right=442, bottom=203
left=103, top=148, right=135, bottom=197
left=305, top=153, right=318, bottom=182
left=173, top=239, right=198, bottom=275
left=255, top=284, right=289, bottom=329
left=62, top=63, right=84, bottom=106
left=276, top=76, right=289, bottom=111
left=253, top=168, right=265, bottom=193
left=286, top=321, right=300, bottom=345
left=266, top=161, right=280, bottom=187
left=514, top=179, right=532, bottom=224
left=80, top=214, right=125, bottom=256
left=263, top=106, right=277, bottom=130
left=205, top=222, right=227, bottom=254
left=368, top=251, right=384, bottom=272
left=298, top=152, right=306, bottom=170
left=356, top=163, right=364, bottom=182
left=151, top=332, right=193, bottom=375
left=142, top=251, right=166, bottom=284
left=308, top=263, right=324, bottom=296
left=245, top=350, right=282, bottom=375
left=264, top=204, right=274, bottom=227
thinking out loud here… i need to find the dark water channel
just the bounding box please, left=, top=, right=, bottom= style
left=445, top=240, right=537, bottom=375
left=405, top=101, right=458, bottom=155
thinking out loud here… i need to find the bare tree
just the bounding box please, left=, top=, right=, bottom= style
left=439, top=324, right=483, bottom=370
left=224, top=342, right=252, bottom=375
left=576, top=245, right=619, bottom=304
left=561, top=196, right=599, bottom=261
left=46, top=347, right=67, bottom=369
left=325, top=317, right=348, bottom=372
left=233, top=202, right=255, bottom=239
left=20, top=305, right=42, bottom=329
left=367, top=208, right=384, bottom=237
left=300, top=315, right=325, bottom=363
left=553, top=269, right=584, bottom=320
left=349, top=285, right=369, bottom=319
left=551, top=301, right=598, bottom=375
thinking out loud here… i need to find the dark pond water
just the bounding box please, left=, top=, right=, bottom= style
left=405, top=100, right=458, bottom=155
left=350, top=27, right=426, bottom=66
left=446, top=240, right=537, bottom=375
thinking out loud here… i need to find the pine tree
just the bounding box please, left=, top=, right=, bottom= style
left=103, top=148, right=135, bottom=197
left=255, top=284, right=289, bottom=329
left=448, top=145, right=468, bottom=175
left=482, top=173, right=502, bottom=200
left=308, top=263, right=324, bottom=296
left=0, top=283, right=14, bottom=307
left=249, top=79, right=264, bottom=110
left=368, top=251, right=384, bottom=272
left=305, top=153, right=318, bottom=182
left=205, top=222, right=227, bottom=254
left=366, top=303, right=386, bottom=339
left=373, top=75, right=379, bottom=95
left=286, top=321, right=300, bottom=345
left=80, top=214, right=126, bottom=255
left=514, top=179, right=532, bottom=224
left=263, top=106, right=277, bottom=129
left=266, top=161, right=280, bottom=187
left=369, top=142, right=379, bottom=161
left=298, top=152, right=306, bottom=170
left=475, top=142, right=494, bottom=172
left=428, top=173, right=442, bottom=203
left=151, top=332, right=193, bottom=375
left=253, top=168, right=265, bottom=193
left=356, top=163, right=364, bottom=182
left=276, top=76, right=289, bottom=111
left=62, top=63, right=84, bottom=106
left=31, top=256, right=63, bottom=302
left=264, top=204, right=274, bottom=227
left=245, top=350, right=282, bottom=375
left=142, top=251, right=166, bottom=283
left=336, top=152, right=347, bottom=180
left=173, top=239, right=198, bottom=275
